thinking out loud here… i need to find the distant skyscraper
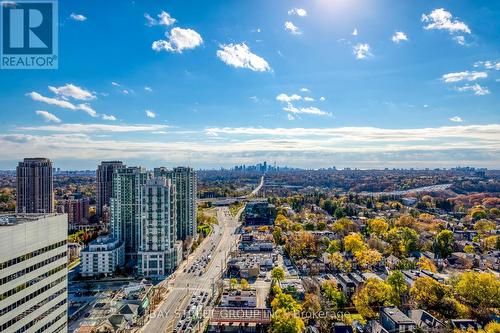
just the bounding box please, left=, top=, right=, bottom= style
left=138, top=177, right=181, bottom=277
left=96, top=161, right=124, bottom=217
left=110, top=167, right=149, bottom=261
left=0, top=213, right=68, bottom=332
left=155, top=167, right=197, bottom=241
left=16, top=157, right=54, bottom=213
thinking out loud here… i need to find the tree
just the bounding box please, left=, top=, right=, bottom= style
left=230, top=278, right=238, bottom=290
left=326, top=240, right=340, bottom=253
left=327, top=252, right=350, bottom=272
left=454, top=272, right=500, bottom=310
left=321, top=280, right=347, bottom=309
left=387, top=270, right=408, bottom=306
left=387, top=227, right=419, bottom=256
left=473, top=219, right=496, bottom=234
left=396, top=215, right=416, bottom=228
left=271, top=267, right=285, bottom=282
left=302, top=293, right=321, bottom=314
left=463, top=245, right=476, bottom=254
left=240, top=278, right=249, bottom=290
left=270, top=309, right=305, bottom=333
left=483, top=235, right=499, bottom=251
left=434, top=230, right=455, bottom=258
left=417, top=257, right=437, bottom=272
left=353, top=278, right=393, bottom=319
left=331, top=217, right=357, bottom=235
left=271, top=292, right=302, bottom=312
left=273, top=226, right=283, bottom=245
left=410, top=276, right=449, bottom=309
left=367, top=218, right=389, bottom=236
left=344, top=233, right=366, bottom=253
left=354, top=249, right=382, bottom=270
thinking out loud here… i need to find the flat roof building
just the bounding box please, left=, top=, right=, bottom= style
left=0, top=213, right=68, bottom=333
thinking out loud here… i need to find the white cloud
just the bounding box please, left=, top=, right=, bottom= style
left=300, top=88, right=310, bottom=92
left=276, top=93, right=302, bottom=103
left=145, top=110, right=156, bottom=118
left=442, top=71, right=487, bottom=83
left=288, top=8, right=307, bottom=17
left=304, top=97, right=315, bottom=102
left=36, top=110, right=61, bottom=123
left=70, top=13, right=86, bottom=21
left=353, top=43, right=372, bottom=60
left=144, top=86, right=153, bottom=92
left=456, top=83, right=490, bottom=96
left=453, top=36, right=466, bottom=45
left=152, top=27, right=203, bottom=53
left=216, top=43, right=271, bottom=72
left=101, top=114, right=116, bottom=121
left=27, top=92, right=97, bottom=117
left=422, top=8, right=471, bottom=34
left=284, top=21, right=301, bottom=35
left=392, top=31, right=408, bottom=43
left=474, top=61, right=500, bottom=71
left=144, top=10, right=176, bottom=27
left=48, top=83, right=96, bottom=100
left=449, top=116, right=463, bottom=123
left=283, top=103, right=330, bottom=116
left=287, top=114, right=295, bottom=121
left=352, top=28, right=358, bottom=36
left=18, top=124, right=170, bottom=133
left=111, top=82, right=120, bottom=87
left=320, top=97, right=326, bottom=101
left=76, top=103, right=97, bottom=117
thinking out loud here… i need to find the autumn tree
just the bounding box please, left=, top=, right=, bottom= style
left=321, top=280, right=347, bottom=309
left=367, top=218, right=389, bottom=237
left=271, top=292, right=302, bottom=312
left=353, top=278, right=393, bottom=319
left=271, top=267, right=285, bottom=282
left=344, top=233, right=366, bottom=253
left=417, top=256, right=437, bottom=272
left=270, top=309, right=305, bottom=333
left=454, top=272, right=500, bottom=312
left=354, top=249, right=382, bottom=270
left=410, top=276, right=450, bottom=310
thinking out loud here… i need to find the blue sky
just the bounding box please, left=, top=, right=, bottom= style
left=0, top=0, right=499, bottom=169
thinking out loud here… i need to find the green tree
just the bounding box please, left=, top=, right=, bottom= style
left=410, top=276, right=449, bottom=310
left=321, top=280, right=347, bottom=309
left=434, top=230, right=455, bottom=258
left=271, top=292, right=302, bottom=312
left=454, top=272, right=500, bottom=310
left=387, top=270, right=408, bottom=306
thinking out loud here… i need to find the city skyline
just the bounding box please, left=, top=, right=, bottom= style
left=0, top=0, right=499, bottom=169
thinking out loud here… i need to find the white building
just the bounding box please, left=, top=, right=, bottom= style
left=80, top=235, right=125, bottom=277
left=221, top=289, right=257, bottom=308
left=0, top=213, right=68, bottom=333
left=138, top=177, right=182, bottom=278
left=154, top=167, right=197, bottom=241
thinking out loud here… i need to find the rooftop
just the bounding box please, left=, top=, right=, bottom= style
left=0, top=213, right=62, bottom=226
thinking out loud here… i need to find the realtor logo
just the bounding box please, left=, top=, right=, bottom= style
left=1, top=0, right=58, bottom=69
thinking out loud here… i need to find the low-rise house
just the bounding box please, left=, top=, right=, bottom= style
left=380, top=307, right=416, bottom=333
left=451, top=319, right=481, bottom=331
left=408, top=309, right=445, bottom=333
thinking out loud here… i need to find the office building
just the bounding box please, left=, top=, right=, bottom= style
left=96, top=161, right=124, bottom=218
left=155, top=167, right=197, bottom=241
left=16, top=158, right=54, bottom=213
left=80, top=236, right=125, bottom=277
left=0, top=213, right=68, bottom=333
left=110, top=167, right=149, bottom=262
left=138, top=177, right=181, bottom=278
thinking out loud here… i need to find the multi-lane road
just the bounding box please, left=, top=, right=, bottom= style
left=141, top=206, right=242, bottom=332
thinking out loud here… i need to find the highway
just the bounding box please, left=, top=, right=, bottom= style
left=140, top=206, right=242, bottom=332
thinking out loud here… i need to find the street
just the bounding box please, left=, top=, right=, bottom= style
left=141, top=206, right=241, bottom=332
